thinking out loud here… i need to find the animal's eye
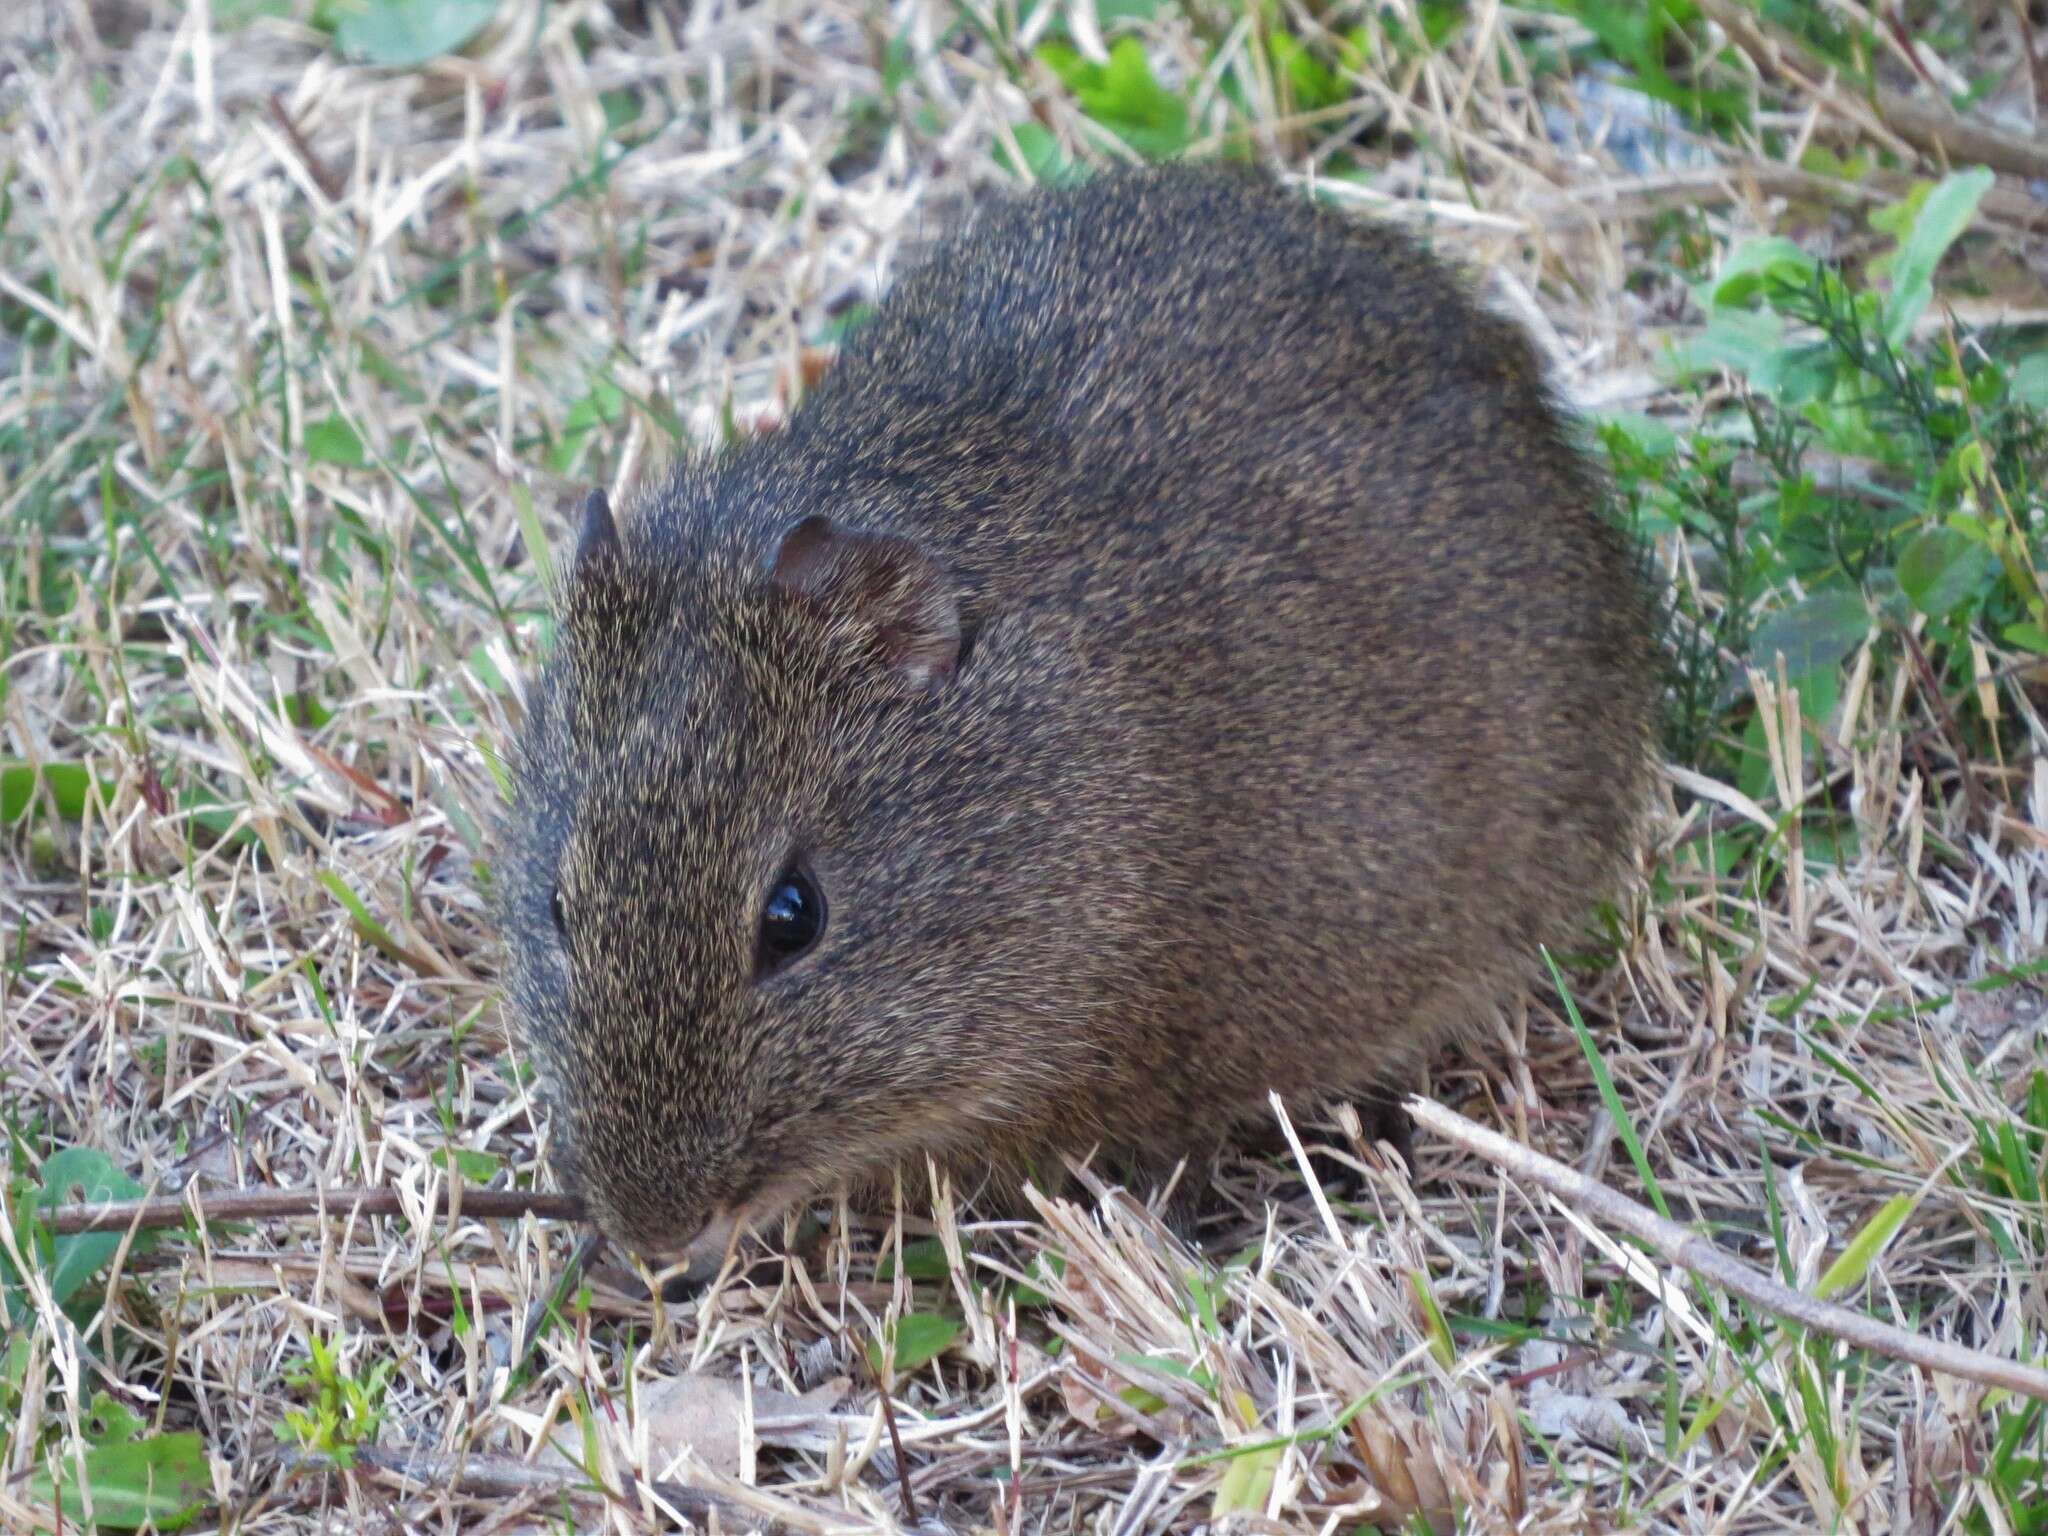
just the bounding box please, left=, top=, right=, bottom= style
left=757, top=864, right=825, bottom=973
left=550, top=884, right=567, bottom=937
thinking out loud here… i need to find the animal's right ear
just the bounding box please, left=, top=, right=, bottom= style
left=572, top=487, right=621, bottom=579
left=767, top=514, right=961, bottom=692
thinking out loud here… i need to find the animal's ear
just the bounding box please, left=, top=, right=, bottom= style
left=768, top=514, right=961, bottom=690
left=561, top=486, right=656, bottom=650
left=572, top=487, right=621, bottom=578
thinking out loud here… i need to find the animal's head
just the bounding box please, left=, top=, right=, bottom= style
left=496, top=483, right=1133, bottom=1263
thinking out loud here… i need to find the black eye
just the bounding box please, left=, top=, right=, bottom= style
left=550, top=885, right=567, bottom=936
left=758, top=865, right=825, bottom=972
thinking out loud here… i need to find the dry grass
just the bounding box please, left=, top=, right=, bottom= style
left=4, top=0, right=2047, bottom=1531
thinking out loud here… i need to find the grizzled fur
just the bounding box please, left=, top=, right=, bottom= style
left=496, top=166, right=1658, bottom=1261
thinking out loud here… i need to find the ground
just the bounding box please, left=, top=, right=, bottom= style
left=4, top=1, right=2048, bottom=1532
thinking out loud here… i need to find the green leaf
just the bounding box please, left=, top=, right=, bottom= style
left=2010, top=352, right=2048, bottom=409
left=867, top=1312, right=960, bottom=1378
left=874, top=1237, right=952, bottom=1282
left=304, top=416, right=367, bottom=468
left=333, top=0, right=501, bottom=67
left=997, top=121, right=1075, bottom=183
left=1115, top=1351, right=1216, bottom=1394
left=545, top=378, right=626, bottom=475
left=1036, top=37, right=1191, bottom=158
left=1710, top=236, right=1818, bottom=310
left=1748, top=589, right=1872, bottom=678
left=1664, top=309, right=1788, bottom=393
left=441, top=1148, right=500, bottom=1183
left=2004, top=621, right=2048, bottom=655
left=0, top=1150, right=149, bottom=1322
left=1407, top=1270, right=1455, bottom=1368
left=1813, top=1192, right=1919, bottom=1300
left=2, top=762, right=117, bottom=824
left=1884, top=166, right=1994, bottom=346
left=1896, top=526, right=1994, bottom=618
left=23, top=1393, right=210, bottom=1532
left=1268, top=29, right=1347, bottom=113
left=27, top=1432, right=211, bottom=1531
left=317, top=871, right=410, bottom=964
left=465, top=642, right=512, bottom=697
left=1211, top=1443, right=1283, bottom=1517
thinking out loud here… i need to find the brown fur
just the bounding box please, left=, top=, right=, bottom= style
left=495, top=166, right=1658, bottom=1261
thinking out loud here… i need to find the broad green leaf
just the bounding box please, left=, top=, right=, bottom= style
left=1664, top=309, right=1788, bottom=393
left=333, top=0, right=501, bottom=67
left=2, top=762, right=117, bottom=824
left=1115, top=1352, right=1216, bottom=1393
left=304, top=416, right=367, bottom=468
left=1268, top=30, right=1347, bottom=112
left=874, top=1237, right=952, bottom=1282
left=26, top=1430, right=211, bottom=1531
left=867, top=1312, right=960, bottom=1378
left=1885, top=166, right=1994, bottom=345
left=1896, top=526, right=1994, bottom=618
left=2004, top=621, right=2048, bottom=654
left=1814, top=1192, right=1920, bottom=1300
left=1211, top=1443, right=1283, bottom=1518
left=2011, top=352, right=2048, bottom=409
left=1710, top=236, right=1818, bottom=310
left=1598, top=410, right=1679, bottom=458
left=1748, top=590, right=1872, bottom=678
left=1005, top=1252, right=1062, bottom=1310
left=23, top=1150, right=147, bottom=1313
left=441, top=1148, right=500, bottom=1183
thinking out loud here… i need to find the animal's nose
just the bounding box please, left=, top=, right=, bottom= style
left=636, top=1210, right=739, bottom=1301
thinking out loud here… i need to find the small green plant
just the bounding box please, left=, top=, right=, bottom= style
left=1606, top=167, right=2044, bottom=800
left=280, top=1335, right=396, bottom=1468
left=1966, top=1390, right=2048, bottom=1535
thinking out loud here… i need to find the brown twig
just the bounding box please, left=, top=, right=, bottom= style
left=39, top=1184, right=585, bottom=1235
left=264, top=93, right=346, bottom=203
left=1897, top=621, right=1989, bottom=829
left=852, top=1330, right=923, bottom=1525
left=1407, top=1096, right=2048, bottom=1403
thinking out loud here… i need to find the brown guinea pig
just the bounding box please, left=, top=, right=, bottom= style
left=495, top=164, right=1656, bottom=1267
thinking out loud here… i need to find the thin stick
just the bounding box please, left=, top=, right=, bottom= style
left=848, top=1325, right=923, bottom=1525
left=1406, top=1096, right=2048, bottom=1403
left=39, top=1185, right=584, bottom=1235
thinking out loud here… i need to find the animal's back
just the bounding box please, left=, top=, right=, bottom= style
left=754, top=167, right=1657, bottom=1148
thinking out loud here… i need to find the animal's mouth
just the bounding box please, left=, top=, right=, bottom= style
left=606, top=1178, right=813, bottom=1302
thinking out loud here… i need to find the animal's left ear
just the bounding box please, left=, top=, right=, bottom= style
left=768, top=514, right=961, bottom=691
